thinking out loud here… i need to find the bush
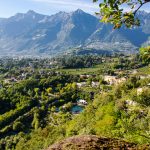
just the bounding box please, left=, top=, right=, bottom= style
left=13, top=121, right=25, bottom=132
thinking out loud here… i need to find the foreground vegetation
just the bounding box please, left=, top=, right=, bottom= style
left=0, top=51, right=150, bottom=149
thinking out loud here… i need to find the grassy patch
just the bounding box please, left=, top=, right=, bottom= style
left=58, top=63, right=111, bottom=75
left=137, top=66, right=150, bottom=75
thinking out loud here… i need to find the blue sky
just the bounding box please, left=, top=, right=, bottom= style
left=0, top=0, right=149, bottom=18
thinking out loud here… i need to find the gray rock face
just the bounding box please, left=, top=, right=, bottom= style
left=0, top=9, right=149, bottom=56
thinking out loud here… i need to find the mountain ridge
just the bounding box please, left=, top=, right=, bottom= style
left=0, top=9, right=149, bottom=57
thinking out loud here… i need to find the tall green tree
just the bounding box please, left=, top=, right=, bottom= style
left=140, top=46, right=150, bottom=64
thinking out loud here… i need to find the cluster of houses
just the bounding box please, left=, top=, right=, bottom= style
left=1, top=69, right=62, bottom=86
left=77, top=71, right=150, bottom=88
left=125, top=100, right=138, bottom=107
left=76, top=81, right=100, bottom=88
left=103, top=75, right=127, bottom=85
left=76, top=74, right=128, bottom=89
left=4, top=78, right=18, bottom=84
left=3, top=72, right=33, bottom=84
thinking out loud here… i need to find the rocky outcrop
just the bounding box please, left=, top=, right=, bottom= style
left=47, top=135, right=149, bottom=150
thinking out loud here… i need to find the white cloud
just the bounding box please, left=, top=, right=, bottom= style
left=31, top=0, right=99, bottom=13
left=30, top=0, right=150, bottom=14
left=32, top=0, right=93, bottom=7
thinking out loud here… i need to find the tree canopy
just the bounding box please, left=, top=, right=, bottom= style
left=93, top=0, right=150, bottom=28
left=140, top=46, right=150, bottom=64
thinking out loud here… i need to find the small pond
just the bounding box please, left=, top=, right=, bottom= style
left=71, top=105, right=84, bottom=114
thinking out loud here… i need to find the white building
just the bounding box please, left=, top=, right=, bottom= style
left=125, top=100, right=138, bottom=107
left=92, top=81, right=99, bottom=87
left=77, top=99, right=88, bottom=105
left=76, top=82, right=87, bottom=88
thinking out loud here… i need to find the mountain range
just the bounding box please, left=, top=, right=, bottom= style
left=0, top=9, right=150, bottom=57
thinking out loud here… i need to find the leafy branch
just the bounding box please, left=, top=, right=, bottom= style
left=93, top=0, right=150, bottom=28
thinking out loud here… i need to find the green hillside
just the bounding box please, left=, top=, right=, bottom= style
left=0, top=54, right=149, bottom=150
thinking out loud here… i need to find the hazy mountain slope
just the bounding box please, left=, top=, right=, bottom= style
left=0, top=10, right=149, bottom=56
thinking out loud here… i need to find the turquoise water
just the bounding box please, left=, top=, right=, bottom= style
left=71, top=105, right=83, bottom=114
